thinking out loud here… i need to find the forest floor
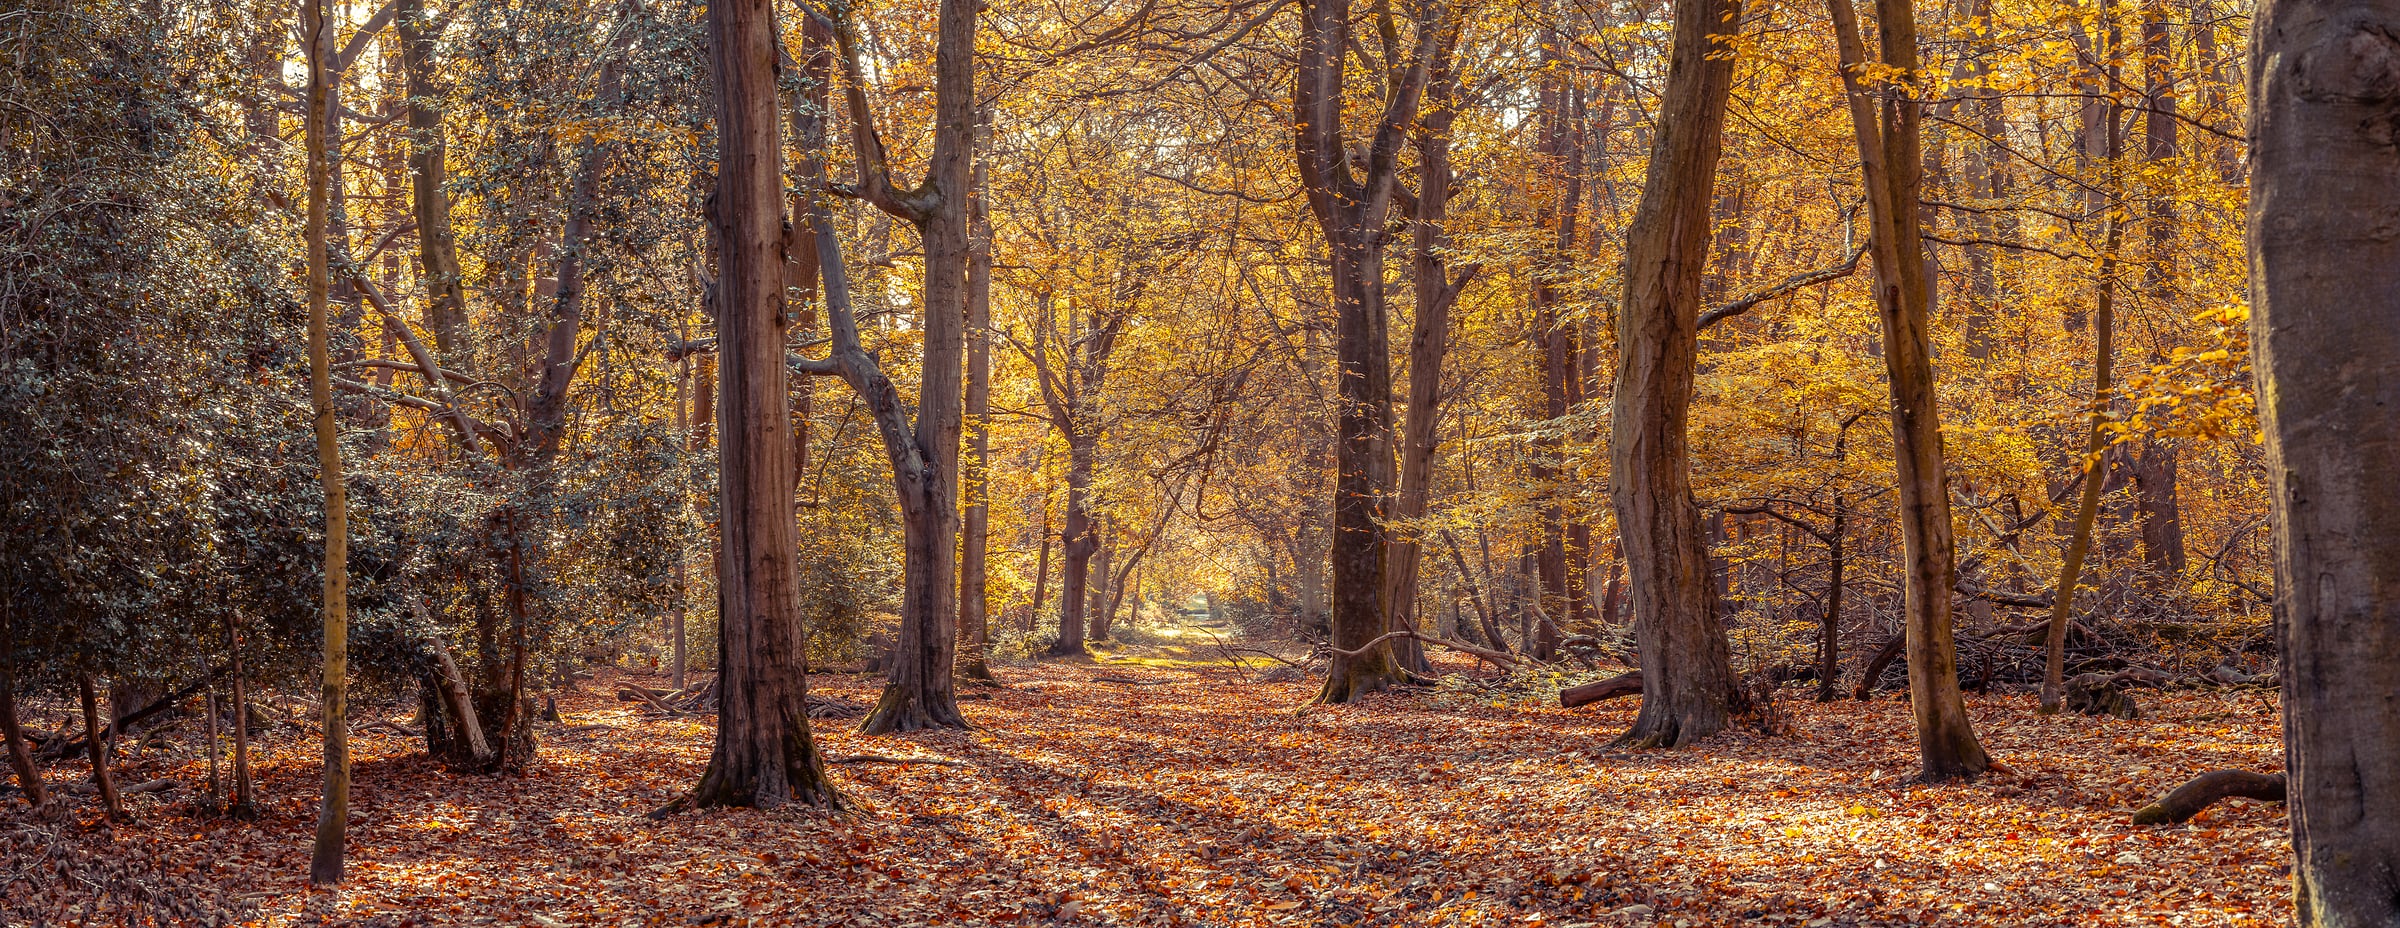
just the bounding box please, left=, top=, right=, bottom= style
left=6, top=637, right=2289, bottom=928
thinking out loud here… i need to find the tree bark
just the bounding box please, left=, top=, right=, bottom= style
left=1827, top=0, right=1990, bottom=782
left=2131, top=1, right=2186, bottom=590
left=302, top=0, right=351, bottom=881
left=1029, top=290, right=1120, bottom=658
left=1609, top=0, right=1749, bottom=747
left=683, top=0, right=837, bottom=810
left=427, top=636, right=493, bottom=766
left=2248, top=0, right=2400, bottom=917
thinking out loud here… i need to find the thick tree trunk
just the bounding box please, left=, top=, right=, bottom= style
left=2132, top=441, right=2186, bottom=587
left=1293, top=0, right=1437, bottom=704
left=1609, top=0, right=1749, bottom=747
left=853, top=0, right=977, bottom=734
left=1318, top=220, right=1403, bottom=703
left=302, top=0, right=351, bottom=881
left=1828, top=0, right=1990, bottom=782
left=2248, top=0, right=2400, bottom=918
left=683, top=0, right=837, bottom=810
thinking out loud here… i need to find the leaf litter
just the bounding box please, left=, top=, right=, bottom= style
left=2, top=657, right=2290, bottom=927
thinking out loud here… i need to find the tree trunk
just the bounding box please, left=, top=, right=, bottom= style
left=2248, top=0, right=2400, bottom=917
left=1048, top=445, right=1096, bottom=657
left=425, top=636, right=493, bottom=766
left=1293, top=0, right=1439, bottom=704
left=2130, top=3, right=2186, bottom=592
left=302, top=0, right=351, bottom=880
left=1087, top=533, right=1116, bottom=642
left=79, top=676, right=125, bottom=821
left=1608, top=0, right=1749, bottom=747
left=226, top=617, right=255, bottom=818
left=956, top=114, right=996, bottom=682
left=2041, top=213, right=2123, bottom=714
left=1534, top=46, right=1586, bottom=663
left=395, top=0, right=468, bottom=362
left=1827, top=0, right=1990, bottom=782
left=0, top=644, right=44, bottom=809
left=684, top=0, right=837, bottom=810
left=1818, top=496, right=1847, bottom=702
left=2132, top=441, right=2186, bottom=586
left=851, top=0, right=976, bottom=735
left=1027, top=514, right=1053, bottom=632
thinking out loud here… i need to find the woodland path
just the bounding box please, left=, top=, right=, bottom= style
left=9, top=645, right=2287, bottom=927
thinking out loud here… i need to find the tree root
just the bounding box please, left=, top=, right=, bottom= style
left=2132, top=770, right=2285, bottom=825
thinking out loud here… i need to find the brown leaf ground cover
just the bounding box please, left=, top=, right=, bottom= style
left=4, top=650, right=2289, bottom=927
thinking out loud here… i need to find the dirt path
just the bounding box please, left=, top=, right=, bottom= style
left=4, top=655, right=2287, bottom=927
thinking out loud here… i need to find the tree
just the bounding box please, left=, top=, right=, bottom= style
left=302, top=0, right=354, bottom=884
left=678, top=0, right=838, bottom=810
left=1608, top=0, right=1749, bottom=747
left=2247, top=0, right=2400, bottom=918
left=1826, top=0, right=1989, bottom=782
left=817, top=0, right=978, bottom=734
left=1292, top=0, right=1441, bottom=703
left=957, top=112, right=998, bottom=682
left=1384, top=2, right=1476, bottom=674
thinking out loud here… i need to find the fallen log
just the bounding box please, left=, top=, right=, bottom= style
left=1559, top=671, right=1645, bottom=708
left=615, top=686, right=684, bottom=715
left=1329, top=630, right=1524, bottom=668
left=43, top=666, right=230, bottom=757
left=2132, top=770, right=2286, bottom=825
